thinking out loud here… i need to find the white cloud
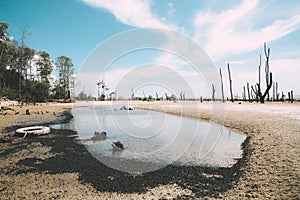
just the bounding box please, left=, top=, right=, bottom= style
left=166, top=2, right=176, bottom=19
left=82, top=0, right=177, bottom=30
left=270, top=58, right=300, bottom=95
left=79, top=0, right=300, bottom=98
left=194, top=0, right=300, bottom=60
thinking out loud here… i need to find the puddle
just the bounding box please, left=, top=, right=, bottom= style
left=58, top=106, right=246, bottom=171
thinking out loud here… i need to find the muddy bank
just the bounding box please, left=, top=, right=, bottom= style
left=0, top=103, right=248, bottom=199
left=0, top=101, right=299, bottom=199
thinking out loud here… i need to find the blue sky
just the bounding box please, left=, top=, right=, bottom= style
left=1, top=0, right=300, bottom=98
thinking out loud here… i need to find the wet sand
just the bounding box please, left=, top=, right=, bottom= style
left=0, top=101, right=299, bottom=199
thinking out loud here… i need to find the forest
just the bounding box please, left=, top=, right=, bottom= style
left=0, top=21, right=75, bottom=103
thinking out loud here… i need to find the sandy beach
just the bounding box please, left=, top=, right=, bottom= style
left=0, top=101, right=299, bottom=199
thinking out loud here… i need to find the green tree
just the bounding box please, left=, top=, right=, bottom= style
left=55, top=56, right=74, bottom=99
left=14, top=27, right=30, bottom=101
left=0, top=22, right=10, bottom=41
left=0, top=22, right=19, bottom=98
left=23, top=47, right=36, bottom=80
left=36, top=51, right=53, bottom=83
left=77, top=91, right=88, bottom=100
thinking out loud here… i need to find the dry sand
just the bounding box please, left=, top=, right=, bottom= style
left=0, top=101, right=299, bottom=199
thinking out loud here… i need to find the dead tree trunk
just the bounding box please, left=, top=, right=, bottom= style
left=247, top=82, right=251, bottom=102
left=131, top=88, right=135, bottom=100
left=243, top=86, right=246, bottom=101
left=256, top=44, right=273, bottom=104
left=281, top=91, right=285, bottom=101
left=219, top=69, right=225, bottom=103
left=143, top=90, right=146, bottom=99
left=165, top=93, right=169, bottom=101
left=264, top=42, right=271, bottom=101
left=251, top=88, right=255, bottom=100
left=227, top=63, right=234, bottom=102
left=256, top=54, right=262, bottom=102
left=275, top=82, right=279, bottom=101
left=212, top=84, right=216, bottom=102
left=260, top=73, right=273, bottom=103
left=251, top=85, right=259, bottom=102
left=272, top=81, right=275, bottom=101
left=291, top=90, right=294, bottom=103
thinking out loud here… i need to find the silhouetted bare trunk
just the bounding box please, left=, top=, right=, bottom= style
left=247, top=82, right=251, bottom=102
left=275, top=82, right=279, bottom=101
left=212, top=84, right=216, bottom=102
left=219, top=68, right=225, bottom=103
left=243, top=86, right=246, bottom=101
left=264, top=42, right=271, bottom=101
left=227, top=63, right=234, bottom=102
left=256, top=44, right=273, bottom=104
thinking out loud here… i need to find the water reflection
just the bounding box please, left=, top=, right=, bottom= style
left=112, top=149, right=123, bottom=156
left=61, top=106, right=246, bottom=168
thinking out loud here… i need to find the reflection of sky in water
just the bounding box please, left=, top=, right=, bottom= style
left=60, top=106, right=246, bottom=168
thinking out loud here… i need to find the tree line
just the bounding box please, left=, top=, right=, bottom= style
left=0, top=22, right=75, bottom=103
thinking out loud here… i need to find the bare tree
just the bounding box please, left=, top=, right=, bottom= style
left=180, top=92, right=185, bottom=100
left=227, top=63, right=234, bottom=102
left=281, top=91, right=285, bottom=101
left=256, top=44, right=273, bottom=103
left=243, top=86, right=246, bottom=101
left=219, top=68, right=225, bottom=102
left=275, top=82, right=280, bottom=101
left=247, top=82, right=251, bottom=102
left=18, top=26, right=29, bottom=101
left=143, top=90, right=146, bottom=99
left=131, top=88, right=135, bottom=100
left=264, top=42, right=271, bottom=101
left=165, top=93, right=169, bottom=101
left=212, top=84, right=216, bottom=102
left=251, top=85, right=259, bottom=102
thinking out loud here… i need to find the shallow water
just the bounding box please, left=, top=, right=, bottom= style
left=54, top=106, right=246, bottom=171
